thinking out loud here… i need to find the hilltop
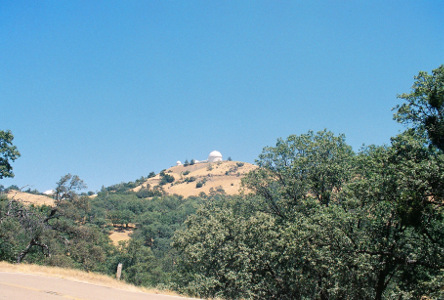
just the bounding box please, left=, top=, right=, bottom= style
left=133, top=160, right=257, bottom=198
left=5, top=190, right=55, bottom=206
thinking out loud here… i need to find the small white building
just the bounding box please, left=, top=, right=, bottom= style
left=176, top=161, right=182, bottom=166
left=208, top=150, right=223, bottom=162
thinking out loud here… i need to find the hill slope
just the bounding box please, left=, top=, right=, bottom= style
left=5, top=190, right=55, bottom=206
left=134, top=161, right=257, bottom=198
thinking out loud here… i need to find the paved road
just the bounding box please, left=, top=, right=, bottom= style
left=0, top=272, right=197, bottom=300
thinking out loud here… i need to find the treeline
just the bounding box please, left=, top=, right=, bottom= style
left=0, top=66, right=443, bottom=299
left=0, top=174, right=206, bottom=287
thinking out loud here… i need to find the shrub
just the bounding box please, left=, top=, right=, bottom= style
left=160, top=173, right=175, bottom=186
left=187, top=177, right=196, bottom=183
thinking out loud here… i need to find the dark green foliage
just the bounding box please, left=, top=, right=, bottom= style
left=159, top=172, right=175, bottom=186
left=0, top=130, right=20, bottom=179
left=173, top=129, right=444, bottom=299
left=6, top=185, right=19, bottom=191
left=183, top=176, right=196, bottom=183
left=395, top=65, right=444, bottom=151
left=109, top=239, right=161, bottom=286
left=136, top=187, right=162, bottom=198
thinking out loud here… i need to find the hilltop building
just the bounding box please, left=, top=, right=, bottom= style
left=208, top=150, right=223, bottom=162
left=176, top=150, right=223, bottom=166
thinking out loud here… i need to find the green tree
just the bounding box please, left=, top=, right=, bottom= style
left=110, top=239, right=161, bottom=286
left=243, top=129, right=354, bottom=218
left=394, top=65, right=444, bottom=151
left=345, top=133, right=444, bottom=299
left=175, top=130, right=443, bottom=299
left=55, top=174, right=87, bottom=203
left=0, top=130, right=20, bottom=179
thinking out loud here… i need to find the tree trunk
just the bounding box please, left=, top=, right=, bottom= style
left=17, top=238, right=50, bottom=263
left=374, top=267, right=388, bottom=300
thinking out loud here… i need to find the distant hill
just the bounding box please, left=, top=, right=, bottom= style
left=133, top=160, right=257, bottom=198
left=5, top=190, right=55, bottom=206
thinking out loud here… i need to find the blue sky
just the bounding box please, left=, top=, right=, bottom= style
left=1, top=1, right=443, bottom=192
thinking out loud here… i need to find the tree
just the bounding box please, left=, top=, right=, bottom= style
left=176, top=130, right=443, bottom=299
left=55, top=174, right=86, bottom=202
left=242, top=130, right=354, bottom=218
left=344, top=132, right=444, bottom=299
left=394, top=65, right=444, bottom=151
left=0, top=130, right=20, bottom=179
left=110, top=239, right=161, bottom=286
left=173, top=196, right=282, bottom=299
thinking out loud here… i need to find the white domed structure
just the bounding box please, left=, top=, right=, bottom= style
left=208, top=150, right=223, bottom=162
left=176, top=161, right=182, bottom=166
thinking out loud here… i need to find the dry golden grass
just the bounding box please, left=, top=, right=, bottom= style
left=0, top=261, right=181, bottom=296
left=6, top=190, right=55, bottom=206
left=109, top=228, right=134, bottom=246
left=133, top=161, right=257, bottom=198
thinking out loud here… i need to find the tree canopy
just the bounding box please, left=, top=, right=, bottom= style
left=0, top=130, right=20, bottom=179
left=394, top=65, right=444, bottom=151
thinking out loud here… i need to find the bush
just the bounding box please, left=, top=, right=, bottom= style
left=136, top=188, right=158, bottom=198
left=186, top=177, right=196, bottom=183
left=160, top=173, right=175, bottom=186
left=196, top=182, right=203, bottom=188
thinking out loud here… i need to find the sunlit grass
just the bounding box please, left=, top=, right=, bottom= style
left=0, top=261, right=180, bottom=296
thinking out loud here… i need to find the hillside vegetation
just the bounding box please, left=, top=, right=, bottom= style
left=1, top=66, right=443, bottom=299
left=133, top=161, right=257, bottom=197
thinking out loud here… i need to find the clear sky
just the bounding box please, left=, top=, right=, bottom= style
left=1, top=1, right=443, bottom=193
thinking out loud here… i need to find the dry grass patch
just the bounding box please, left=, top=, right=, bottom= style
left=0, top=262, right=180, bottom=296
left=6, top=190, right=55, bottom=206
left=133, top=161, right=257, bottom=198
left=109, top=227, right=134, bottom=246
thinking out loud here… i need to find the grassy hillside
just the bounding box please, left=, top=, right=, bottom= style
left=6, top=190, right=55, bottom=206
left=133, top=161, right=256, bottom=197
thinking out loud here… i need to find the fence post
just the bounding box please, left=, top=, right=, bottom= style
left=116, top=263, right=122, bottom=280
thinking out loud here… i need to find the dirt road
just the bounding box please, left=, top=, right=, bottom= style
left=0, top=272, right=197, bottom=300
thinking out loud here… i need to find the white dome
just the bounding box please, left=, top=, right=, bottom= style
left=176, top=161, right=182, bottom=166
left=208, top=150, right=223, bottom=162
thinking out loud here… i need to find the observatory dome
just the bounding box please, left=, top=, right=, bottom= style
left=208, top=150, right=223, bottom=162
